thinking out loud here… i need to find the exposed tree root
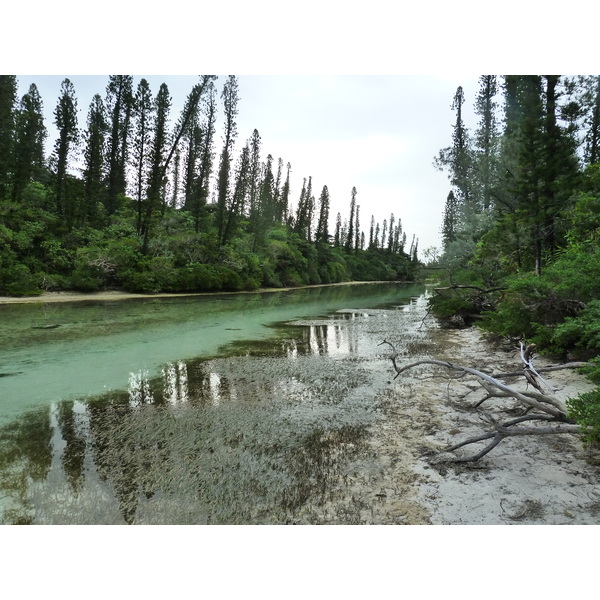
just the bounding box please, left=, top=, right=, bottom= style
left=379, top=339, right=589, bottom=462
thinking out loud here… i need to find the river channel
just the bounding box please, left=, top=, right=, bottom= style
left=0, top=282, right=429, bottom=524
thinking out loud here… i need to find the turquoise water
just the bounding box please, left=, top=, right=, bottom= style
left=0, top=282, right=427, bottom=524
left=0, top=284, right=422, bottom=421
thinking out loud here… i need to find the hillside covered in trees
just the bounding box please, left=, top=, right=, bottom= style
left=430, top=75, right=600, bottom=442
left=0, top=75, right=418, bottom=297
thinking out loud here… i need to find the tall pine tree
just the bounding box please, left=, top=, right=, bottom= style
left=11, top=83, right=47, bottom=203
left=131, top=78, right=154, bottom=233
left=52, top=78, right=79, bottom=228
left=216, top=76, right=239, bottom=243
left=82, top=94, right=108, bottom=223
left=105, top=75, right=134, bottom=214
left=0, top=75, right=17, bottom=199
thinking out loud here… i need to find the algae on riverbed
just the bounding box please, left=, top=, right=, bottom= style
left=0, top=287, right=434, bottom=524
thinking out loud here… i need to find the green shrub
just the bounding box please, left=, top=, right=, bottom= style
left=567, top=388, right=600, bottom=444
left=0, top=264, right=41, bottom=296
left=552, top=300, right=600, bottom=359
left=429, top=293, right=483, bottom=328
left=69, top=265, right=104, bottom=292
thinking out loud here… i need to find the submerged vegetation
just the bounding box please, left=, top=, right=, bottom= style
left=0, top=288, right=428, bottom=524
left=429, top=75, right=600, bottom=445
left=0, top=75, right=417, bottom=298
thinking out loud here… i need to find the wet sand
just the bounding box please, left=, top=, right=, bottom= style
left=311, top=322, right=600, bottom=525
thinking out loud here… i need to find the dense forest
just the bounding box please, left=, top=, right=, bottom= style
left=430, top=75, right=600, bottom=442
left=0, top=75, right=417, bottom=297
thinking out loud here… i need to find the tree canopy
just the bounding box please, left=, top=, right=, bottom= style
left=0, top=75, right=417, bottom=297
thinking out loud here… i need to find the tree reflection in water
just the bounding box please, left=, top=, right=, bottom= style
left=0, top=295, right=427, bottom=524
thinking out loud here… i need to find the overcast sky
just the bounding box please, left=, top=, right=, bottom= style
left=6, top=3, right=596, bottom=259
left=14, top=74, right=482, bottom=254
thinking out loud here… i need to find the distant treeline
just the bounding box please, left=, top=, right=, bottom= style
left=0, top=75, right=417, bottom=296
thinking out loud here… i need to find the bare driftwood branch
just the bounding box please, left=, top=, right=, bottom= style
left=379, top=339, right=584, bottom=462
left=443, top=414, right=581, bottom=462
left=494, top=362, right=590, bottom=379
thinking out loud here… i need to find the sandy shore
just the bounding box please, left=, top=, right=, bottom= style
left=0, top=281, right=402, bottom=305
left=268, top=290, right=600, bottom=525
left=327, top=324, right=600, bottom=525
left=0, top=290, right=211, bottom=304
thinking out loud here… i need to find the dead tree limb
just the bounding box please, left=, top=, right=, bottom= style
left=494, top=362, right=590, bottom=379
left=444, top=414, right=581, bottom=462
left=378, top=339, right=586, bottom=462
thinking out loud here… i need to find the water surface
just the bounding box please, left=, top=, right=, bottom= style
left=0, top=282, right=429, bottom=524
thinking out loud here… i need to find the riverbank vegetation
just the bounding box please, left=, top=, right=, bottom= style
left=0, top=75, right=417, bottom=298
left=430, top=75, right=600, bottom=444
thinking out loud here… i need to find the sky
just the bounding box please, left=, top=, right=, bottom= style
left=13, top=74, right=481, bottom=255
left=6, top=2, right=597, bottom=260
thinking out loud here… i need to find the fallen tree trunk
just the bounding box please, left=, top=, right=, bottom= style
left=379, top=339, right=589, bottom=462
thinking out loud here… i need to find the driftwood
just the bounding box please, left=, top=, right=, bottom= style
left=379, top=339, right=588, bottom=462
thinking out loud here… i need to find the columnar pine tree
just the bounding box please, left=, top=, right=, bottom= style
left=131, top=78, right=154, bottom=233
left=345, top=186, right=357, bottom=252
left=279, top=162, right=291, bottom=224
left=0, top=75, right=17, bottom=198
left=538, top=75, right=580, bottom=260
left=294, top=176, right=313, bottom=240
left=163, top=75, right=216, bottom=204
left=251, top=153, right=276, bottom=249
left=434, top=86, right=474, bottom=234
left=354, top=204, right=360, bottom=254
left=216, top=76, right=239, bottom=242
left=82, top=94, right=107, bottom=223
left=387, top=213, right=395, bottom=252
left=441, top=190, right=459, bottom=250
left=221, top=143, right=250, bottom=245
left=105, top=75, right=134, bottom=214
left=273, top=157, right=283, bottom=219
left=393, top=218, right=402, bottom=253
left=191, top=79, right=217, bottom=233
left=315, top=185, right=330, bottom=244
left=141, top=83, right=171, bottom=251
left=260, top=154, right=275, bottom=223
left=334, top=211, right=342, bottom=247
left=247, top=128, right=261, bottom=222
left=11, top=83, right=46, bottom=203
left=305, top=178, right=315, bottom=241
left=52, top=78, right=79, bottom=228
left=182, top=123, right=201, bottom=210
left=171, top=149, right=181, bottom=208
left=473, top=75, right=499, bottom=212
left=500, top=75, right=579, bottom=275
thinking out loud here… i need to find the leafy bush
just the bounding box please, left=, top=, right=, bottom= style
left=567, top=388, right=600, bottom=445
left=0, top=263, right=42, bottom=296
left=69, top=265, right=104, bottom=292
left=429, top=293, right=483, bottom=328
left=552, top=300, right=600, bottom=359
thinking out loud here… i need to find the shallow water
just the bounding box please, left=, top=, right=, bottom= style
left=0, top=282, right=429, bottom=524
